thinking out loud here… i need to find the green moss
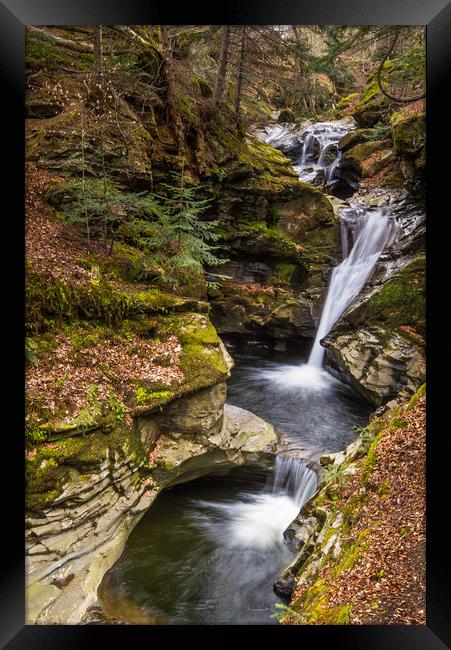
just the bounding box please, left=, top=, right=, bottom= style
left=26, top=421, right=147, bottom=512
left=26, top=264, right=199, bottom=334
left=363, top=256, right=425, bottom=336
left=406, top=383, right=426, bottom=410
left=391, top=111, right=425, bottom=156
left=235, top=220, right=306, bottom=264
left=390, top=416, right=408, bottom=429
left=135, top=386, right=172, bottom=406
left=361, top=430, right=383, bottom=485
left=352, top=62, right=393, bottom=127
left=336, top=93, right=359, bottom=110
left=271, top=262, right=297, bottom=286
left=26, top=40, right=94, bottom=70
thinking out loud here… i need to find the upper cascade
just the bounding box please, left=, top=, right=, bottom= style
left=259, top=120, right=355, bottom=185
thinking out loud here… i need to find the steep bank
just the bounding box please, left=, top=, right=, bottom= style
left=277, top=385, right=425, bottom=625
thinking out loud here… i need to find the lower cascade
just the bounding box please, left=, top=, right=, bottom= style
left=99, top=457, right=317, bottom=624
left=192, top=456, right=317, bottom=552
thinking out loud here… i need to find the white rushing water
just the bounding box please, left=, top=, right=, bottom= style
left=261, top=120, right=395, bottom=384
left=296, top=121, right=352, bottom=183
left=308, top=206, right=393, bottom=368
left=190, top=457, right=317, bottom=551
left=260, top=120, right=354, bottom=185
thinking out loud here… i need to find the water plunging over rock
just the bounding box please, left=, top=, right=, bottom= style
left=98, top=453, right=317, bottom=624
left=259, top=120, right=355, bottom=191
left=308, top=206, right=393, bottom=368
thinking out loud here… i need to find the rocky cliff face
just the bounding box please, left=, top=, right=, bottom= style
left=208, top=155, right=339, bottom=343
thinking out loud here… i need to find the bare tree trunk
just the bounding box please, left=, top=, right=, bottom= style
left=213, top=26, right=231, bottom=107
left=161, top=25, right=184, bottom=150
left=234, top=27, right=246, bottom=118
left=94, top=26, right=103, bottom=72
left=292, top=25, right=303, bottom=86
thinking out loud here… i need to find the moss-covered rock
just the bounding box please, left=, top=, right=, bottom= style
left=357, top=255, right=425, bottom=337
left=340, top=139, right=394, bottom=183
left=338, top=128, right=376, bottom=152
left=391, top=111, right=425, bottom=157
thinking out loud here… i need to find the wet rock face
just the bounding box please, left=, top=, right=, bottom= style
left=209, top=183, right=338, bottom=342
left=25, top=441, right=154, bottom=624
left=156, top=382, right=227, bottom=439
left=323, top=327, right=425, bottom=406
left=210, top=287, right=317, bottom=340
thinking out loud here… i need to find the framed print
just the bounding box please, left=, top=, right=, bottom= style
left=1, top=0, right=450, bottom=647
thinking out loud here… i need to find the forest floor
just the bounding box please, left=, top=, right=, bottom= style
left=290, top=394, right=426, bottom=624
left=26, top=165, right=184, bottom=429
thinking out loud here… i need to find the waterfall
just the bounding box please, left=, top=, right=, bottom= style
left=259, top=120, right=395, bottom=384
left=189, top=457, right=317, bottom=551
left=270, top=455, right=317, bottom=509
left=308, top=207, right=393, bottom=368
left=295, top=121, right=353, bottom=184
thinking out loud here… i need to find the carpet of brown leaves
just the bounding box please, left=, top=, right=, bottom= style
left=25, top=164, right=108, bottom=284
left=26, top=164, right=185, bottom=426
left=294, top=396, right=426, bottom=624
left=26, top=331, right=183, bottom=425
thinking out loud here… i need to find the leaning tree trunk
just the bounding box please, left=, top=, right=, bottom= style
left=213, top=26, right=231, bottom=108
left=161, top=25, right=184, bottom=151
left=234, top=27, right=246, bottom=118
left=376, top=32, right=426, bottom=103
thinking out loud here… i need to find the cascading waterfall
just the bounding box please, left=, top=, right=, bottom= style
left=190, top=456, right=317, bottom=551
left=308, top=207, right=393, bottom=368
left=99, top=120, right=397, bottom=625
left=260, top=120, right=395, bottom=386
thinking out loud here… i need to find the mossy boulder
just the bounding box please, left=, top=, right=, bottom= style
left=349, top=255, right=425, bottom=337
left=391, top=111, right=425, bottom=158
left=338, top=128, right=375, bottom=152
left=335, top=93, right=359, bottom=113
left=340, top=139, right=395, bottom=187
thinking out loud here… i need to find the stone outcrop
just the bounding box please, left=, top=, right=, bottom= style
left=209, top=169, right=339, bottom=342
left=323, top=327, right=425, bottom=406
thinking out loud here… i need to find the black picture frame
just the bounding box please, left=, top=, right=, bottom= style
left=1, top=1, right=450, bottom=647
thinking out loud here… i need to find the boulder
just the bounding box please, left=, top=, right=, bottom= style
left=391, top=112, right=425, bottom=157
left=323, top=327, right=425, bottom=406
left=338, top=128, right=375, bottom=152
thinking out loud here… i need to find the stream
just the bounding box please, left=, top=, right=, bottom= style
left=97, top=120, right=394, bottom=625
